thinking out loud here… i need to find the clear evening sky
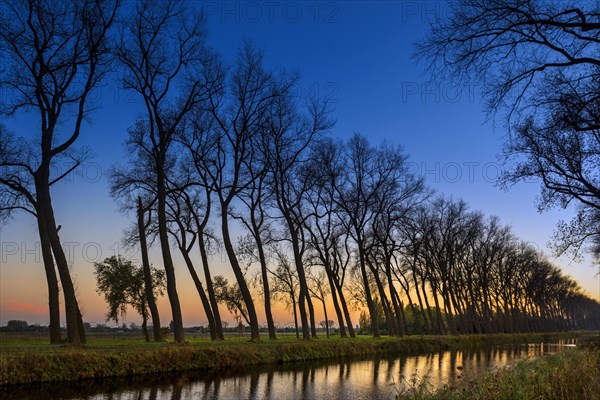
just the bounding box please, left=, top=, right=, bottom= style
left=1, top=1, right=598, bottom=327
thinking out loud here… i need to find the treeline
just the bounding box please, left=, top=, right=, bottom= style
left=1, top=1, right=598, bottom=345
left=104, top=3, right=598, bottom=342
left=0, top=320, right=46, bottom=333
left=355, top=198, right=600, bottom=336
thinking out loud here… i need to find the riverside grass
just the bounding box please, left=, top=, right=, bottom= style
left=0, top=332, right=588, bottom=385
left=396, top=336, right=600, bottom=400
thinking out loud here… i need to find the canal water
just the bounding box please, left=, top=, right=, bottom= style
left=2, top=340, right=576, bottom=400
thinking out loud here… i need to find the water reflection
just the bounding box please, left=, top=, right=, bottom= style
left=1, top=340, right=575, bottom=400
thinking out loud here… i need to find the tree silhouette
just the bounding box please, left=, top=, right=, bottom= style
left=0, top=0, right=119, bottom=344
left=269, top=247, right=301, bottom=339
left=263, top=96, right=332, bottom=340
left=94, top=256, right=165, bottom=341
left=418, top=0, right=600, bottom=260
left=116, top=0, right=212, bottom=343
left=192, top=43, right=303, bottom=341
left=213, top=275, right=250, bottom=327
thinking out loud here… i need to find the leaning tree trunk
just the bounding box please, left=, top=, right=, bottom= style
left=291, top=293, right=300, bottom=339
left=36, top=206, right=61, bottom=344
left=320, top=297, right=330, bottom=338
left=421, top=280, right=437, bottom=334
left=45, top=204, right=85, bottom=344
left=371, top=264, right=398, bottom=336
left=389, top=284, right=406, bottom=336
left=385, top=258, right=405, bottom=336
left=412, top=271, right=431, bottom=333
left=180, top=250, right=216, bottom=340
left=156, top=167, right=185, bottom=343
left=325, top=268, right=346, bottom=337
left=141, top=304, right=150, bottom=342
left=357, top=243, right=380, bottom=338
left=192, top=191, right=224, bottom=341
left=36, top=173, right=85, bottom=345
left=333, top=278, right=355, bottom=337
left=441, top=283, right=457, bottom=335
left=198, top=236, right=224, bottom=340
left=306, top=290, right=318, bottom=338
left=255, top=234, right=277, bottom=340
left=137, top=197, right=163, bottom=341
left=431, top=287, right=447, bottom=335
left=220, top=206, right=260, bottom=340
left=289, top=230, right=311, bottom=340
left=247, top=198, right=277, bottom=340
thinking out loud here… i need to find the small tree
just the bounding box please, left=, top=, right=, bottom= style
left=213, top=275, right=251, bottom=326
left=94, top=256, right=166, bottom=341
left=319, top=320, right=335, bottom=331
left=358, top=311, right=370, bottom=334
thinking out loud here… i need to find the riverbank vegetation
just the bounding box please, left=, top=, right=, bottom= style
left=396, top=337, right=600, bottom=400
left=0, top=332, right=586, bottom=385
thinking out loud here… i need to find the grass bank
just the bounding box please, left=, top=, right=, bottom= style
left=396, top=336, right=600, bottom=400
left=0, top=331, right=589, bottom=385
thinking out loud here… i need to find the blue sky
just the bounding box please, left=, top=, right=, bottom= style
left=1, top=1, right=598, bottom=326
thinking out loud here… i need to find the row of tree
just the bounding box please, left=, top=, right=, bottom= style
left=1, top=0, right=599, bottom=345
left=105, top=2, right=599, bottom=342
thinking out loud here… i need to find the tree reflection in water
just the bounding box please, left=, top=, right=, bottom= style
left=1, top=341, right=576, bottom=400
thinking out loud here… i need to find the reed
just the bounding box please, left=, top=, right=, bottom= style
left=397, top=339, right=600, bottom=400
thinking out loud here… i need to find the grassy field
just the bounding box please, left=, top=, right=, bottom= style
left=0, top=331, right=594, bottom=386
left=396, top=335, right=600, bottom=400
left=0, top=331, right=303, bottom=351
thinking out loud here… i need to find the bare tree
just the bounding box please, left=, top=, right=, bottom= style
left=110, top=129, right=164, bottom=342
left=196, top=43, right=297, bottom=341
left=302, top=139, right=352, bottom=337
left=334, top=133, right=418, bottom=337
left=0, top=0, right=119, bottom=344
left=336, top=134, right=383, bottom=336
left=0, top=125, right=61, bottom=343
left=503, top=89, right=600, bottom=259
left=261, top=78, right=333, bottom=340
left=307, top=270, right=331, bottom=337
left=188, top=187, right=225, bottom=341
left=269, top=246, right=301, bottom=339
left=166, top=186, right=218, bottom=340
left=418, top=0, right=600, bottom=260
left=136, top=196, right=163, bottom=341
left=116, top=0, right=212, bottom=343
left=177, top=114, right=225, bottom=340
left=232, top=155, right=277, bottom=340
left=417, top=0, right=600, bottom=119
left=365, top=140, right=427, bottom=336
left=395, top=206, right=435, bottom=334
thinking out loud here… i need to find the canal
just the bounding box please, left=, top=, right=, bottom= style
left=2, top=340, right=576, bottom=399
